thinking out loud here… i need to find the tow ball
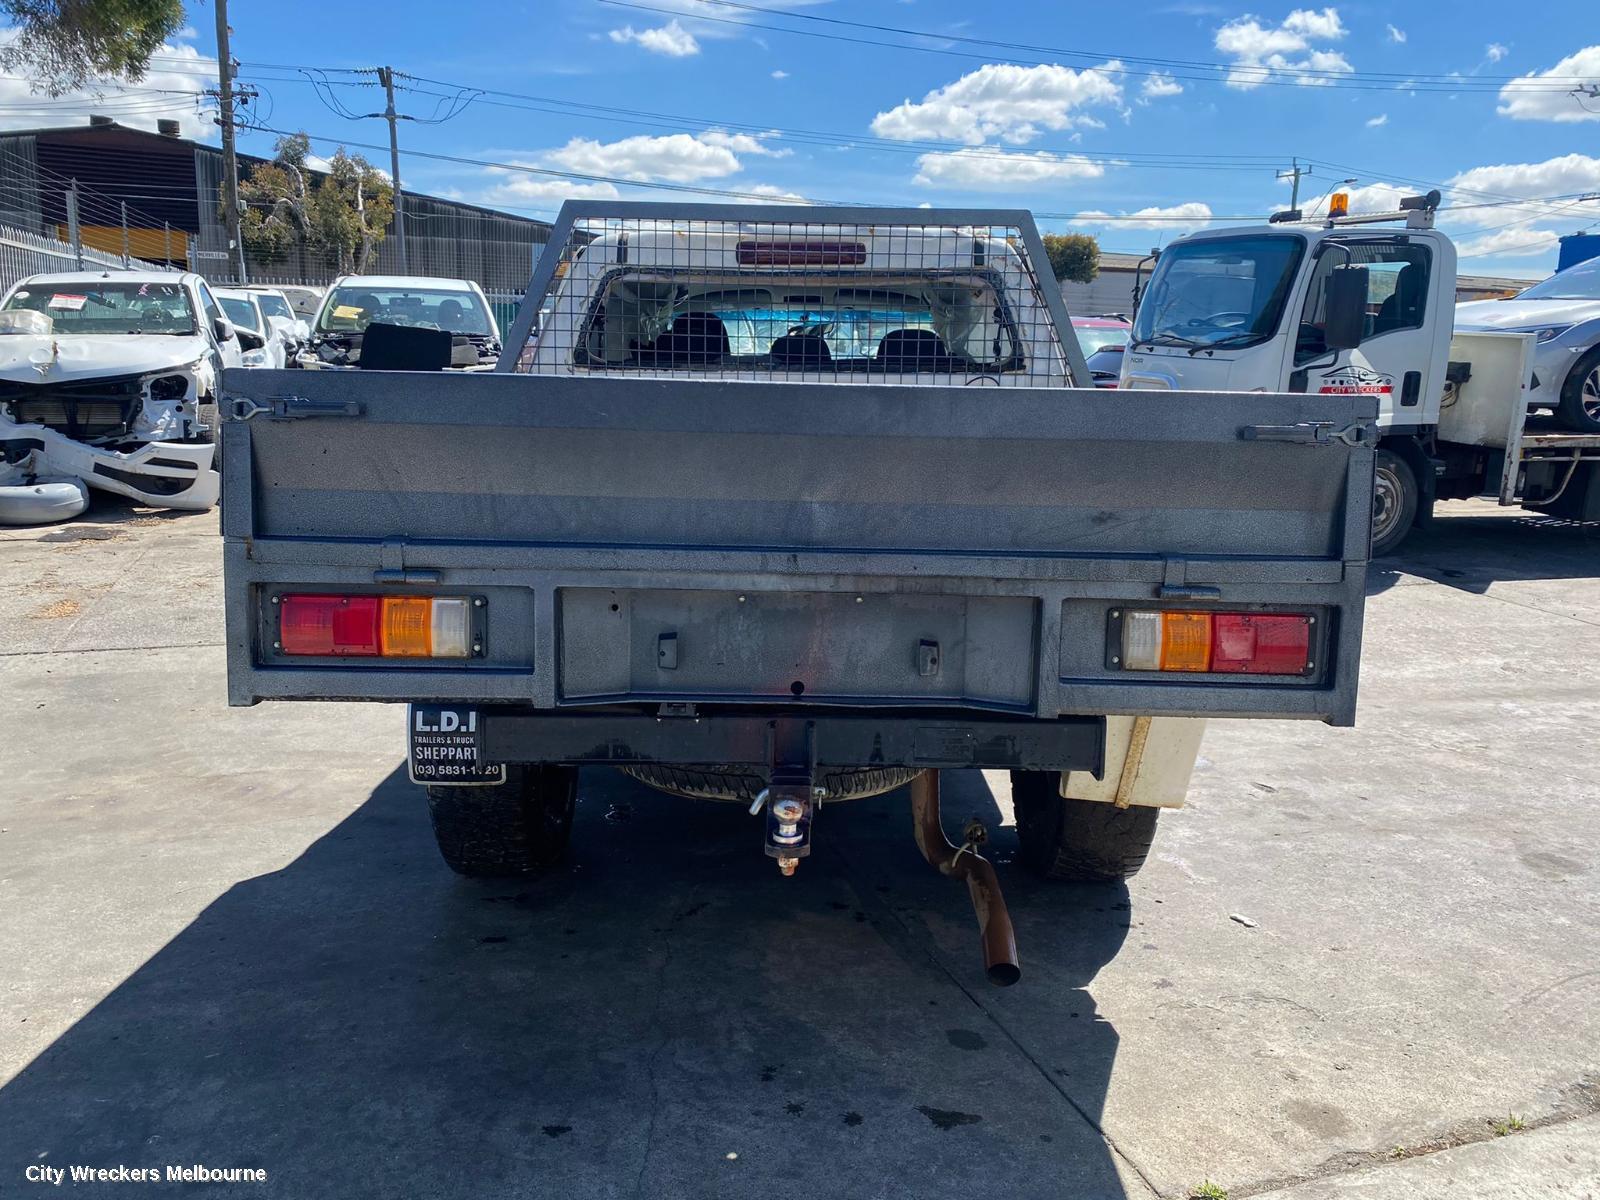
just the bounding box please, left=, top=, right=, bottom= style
left=749, top=785, right=819, bottom=876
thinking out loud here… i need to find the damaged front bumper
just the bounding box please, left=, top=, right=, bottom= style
left=0, top=419, right=218, bottom=514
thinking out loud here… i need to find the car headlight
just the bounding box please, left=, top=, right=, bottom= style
left=1521, top=325, right=1574, bottom=343
left=146, top=373, right=192, bottom=400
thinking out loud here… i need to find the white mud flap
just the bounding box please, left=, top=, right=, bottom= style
left=1061, top=716, right=1206, bottom=810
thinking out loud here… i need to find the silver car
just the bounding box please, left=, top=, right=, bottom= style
left=1455, top=254, right=1600, bottom=432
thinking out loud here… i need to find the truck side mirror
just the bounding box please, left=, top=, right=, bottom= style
left=1323, top=265, right=1368, bottom=351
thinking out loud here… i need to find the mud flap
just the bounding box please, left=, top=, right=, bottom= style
left=408, top=704, right=506, bottom=786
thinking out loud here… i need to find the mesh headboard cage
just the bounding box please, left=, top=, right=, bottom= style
left=503, top=203, right=1091, bottom=387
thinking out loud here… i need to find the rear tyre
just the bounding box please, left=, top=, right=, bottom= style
left=1556, top=349, right=1600, bottom=434
left=1371, top=449, right=1419, bottom=557
left=1010, top=770, right=1161, bottom=882
left=427, top=764, right=577, bottom=878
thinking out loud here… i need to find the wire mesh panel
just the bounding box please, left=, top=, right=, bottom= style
left=510, top=205, right=1087, bottom=386
left=0, top=222, right=164, bottom=294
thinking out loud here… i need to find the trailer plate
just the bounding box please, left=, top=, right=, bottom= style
left=408, top=704, right=506, bottom=786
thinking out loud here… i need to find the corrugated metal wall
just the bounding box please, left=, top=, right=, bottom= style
left=0, top=136, right=43, bottom=231
left=1059, top=268, right=1141, bottom=318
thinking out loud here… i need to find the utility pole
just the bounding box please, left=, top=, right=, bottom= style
left=120, top=201, right=130, bottom=265
left=378, top=66, right=408, bottom=273
left=1277, top=158, right=1311, bottom=211
left=65, top=181, right=82, bottom=268
left=213, top=0, right=248, bottom=283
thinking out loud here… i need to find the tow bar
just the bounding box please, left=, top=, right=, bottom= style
left=751, top=759, right=1021, bottom=987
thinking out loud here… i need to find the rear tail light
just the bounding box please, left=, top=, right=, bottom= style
left=1117, top=610, right=1312, bottom=675
left=278, top=594, right=476, bottom=658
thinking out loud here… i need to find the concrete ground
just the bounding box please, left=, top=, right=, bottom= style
left=0, top=497, right=1596, bottom=1199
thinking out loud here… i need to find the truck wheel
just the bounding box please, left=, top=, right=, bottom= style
left=1371, top=449, right=1418, bottom=557
left=1010, top=770, right=1160, bottom=882
left=426, top=765, right=577, bottom=878
left=1556, top=349, right=1600, bottom=434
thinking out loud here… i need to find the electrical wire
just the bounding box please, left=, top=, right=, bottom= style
left=683, top=0, right=1598, bottom=90
left=600, top=0, right=1593, bottom=93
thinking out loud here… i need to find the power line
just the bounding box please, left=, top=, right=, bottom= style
left=685, top=0, right=1599, bottom=90
left=600, top=0, right=1593, bottom=93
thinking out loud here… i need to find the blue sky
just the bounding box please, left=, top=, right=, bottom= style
left=4, top=0, right=1598, bottom=277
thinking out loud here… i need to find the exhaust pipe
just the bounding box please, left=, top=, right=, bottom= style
left=909, top=770, right=1020, bottom=987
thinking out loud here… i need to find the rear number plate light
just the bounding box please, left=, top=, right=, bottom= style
left=1117, top=610, right=1313, bottom=675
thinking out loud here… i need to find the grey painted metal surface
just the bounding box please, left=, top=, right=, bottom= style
left=219, top=368, right=1375, bottom=724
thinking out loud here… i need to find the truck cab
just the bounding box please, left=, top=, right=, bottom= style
left=1118, top=192, right=1600, bottom=553
left=1121, top=205, right=1455, bottom=429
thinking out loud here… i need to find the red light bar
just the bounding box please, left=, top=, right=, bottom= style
left=735, top=240, right=867, bottom=266
left=279, top=594, right=381, bottom=656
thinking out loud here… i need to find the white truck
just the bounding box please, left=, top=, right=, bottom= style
left=1120, top=191, right=1600, bottom=553
left=220, top=204, right=1379, bottom=986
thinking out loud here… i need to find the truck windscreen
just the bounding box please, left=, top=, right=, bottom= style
left=1132, top=236, right=1305, bottom=350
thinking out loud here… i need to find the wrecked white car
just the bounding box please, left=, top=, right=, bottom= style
left=0, top=271, right=261, bottom=524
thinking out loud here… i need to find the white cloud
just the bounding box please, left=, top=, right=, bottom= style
left=911, top=147, right=1105, bottom=188
left=742, top=184, right=809, bottom=204
left=1213, top=7, right=1353, bottom=89
left=545, top=133, right=746, bottom=182
left=1386, top=24, right=1406, bottom=44
left=870, top=62, right=1125, bottom=145
left=771, top=69, right=788, bottom=79
left=608, top=20, right=700, bottom=57
left=1485, top=42, right=1508, bottom=63
left=1447, top=153, right=1600, bottom=225
left=605, top=0, right=824, bottom=43
left=1497, top=46, right=1600, bottom=123
left=1070, top=202, right=1215, bottom=231
left=1365, top=113, right=1388, bottom=127
left=699, top=129, right=791, bottom=157
left=482, top=168, right=622, bottom=208
left=1140, top=72, right=1184, bottom=101
left=1455, top=226, right=1559, bottom=260
left=1281, top=7, right=1344, bottom=39
left=0, top=34, right=217, bottom=139
left=1299, top=180, right=1409, bottom=216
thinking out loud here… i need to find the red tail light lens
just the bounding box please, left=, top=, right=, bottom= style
left=279, top=594, right=381, bottom=656
left=1210, top=614, right=1312, bottom=674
